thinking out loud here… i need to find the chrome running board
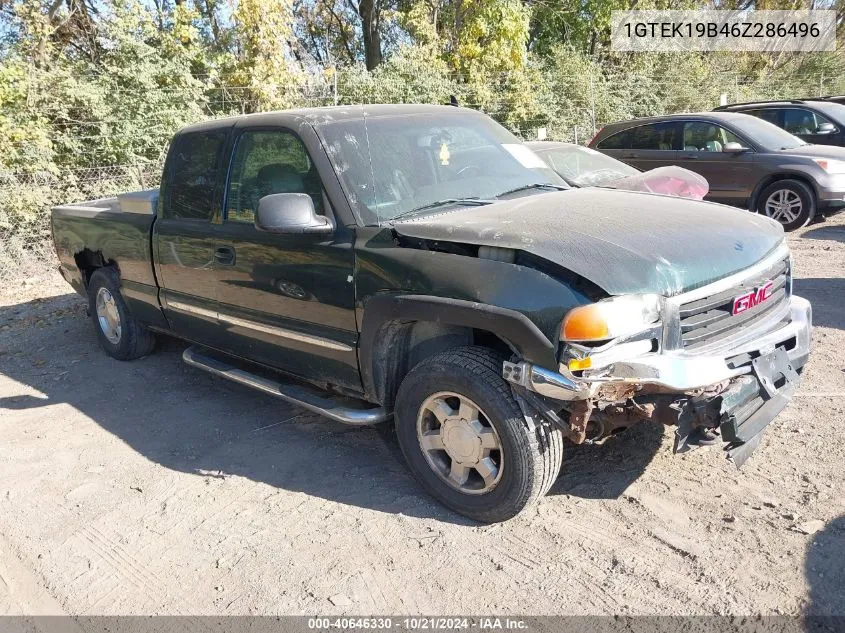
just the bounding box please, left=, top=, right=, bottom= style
left=182, top=346, right=391, bottom=426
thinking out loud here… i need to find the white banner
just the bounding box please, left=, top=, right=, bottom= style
left=611, top=10, right=837, bottom=52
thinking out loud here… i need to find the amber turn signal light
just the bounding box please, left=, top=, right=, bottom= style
left=562, top=305, right=610, bottom=342
left=561, top=295, right=661, bottom=343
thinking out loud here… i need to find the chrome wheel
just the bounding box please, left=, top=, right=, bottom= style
left=416, top=391, right=503, bottom=495
left=95, top=287, right=122, bottom=344
left=764, top=189, right=802, bottom=224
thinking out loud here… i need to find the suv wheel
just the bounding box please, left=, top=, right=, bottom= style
left=757, top=179, right=815, bottom=231
left=394, top=346, right=563, bottom=523
left=87, top=267, right=156, bottom=360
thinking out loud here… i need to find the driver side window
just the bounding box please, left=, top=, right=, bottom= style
left=783, top=108, right=836, bottom=135
left=226, top=130, right=324, bottom=223
left=682, top=122, right=741, bottom=152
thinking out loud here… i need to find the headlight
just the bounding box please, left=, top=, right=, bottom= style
left=813, top=158, right=845, bottom=174
left=562, top=294, right=662, bottom=342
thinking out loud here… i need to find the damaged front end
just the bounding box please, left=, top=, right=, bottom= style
left=503, top=245, right=812, bottom=468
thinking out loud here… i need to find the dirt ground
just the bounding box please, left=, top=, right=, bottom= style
left=1, top=213, right=843, bottom=618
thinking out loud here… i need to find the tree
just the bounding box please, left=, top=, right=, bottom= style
left=356, top=0, right=383, bottom=70
left=293, top=0, right=394, bottom=70
left=225, top=0, right=305, bottom=110
left=397, top=0, right=534, bottom=120
left=293, top=0, right=361, bottom=65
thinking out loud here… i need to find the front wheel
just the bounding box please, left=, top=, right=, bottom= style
left=394, top=347, right=563, bottom=523
left=757, top=179, right=816, bottom=231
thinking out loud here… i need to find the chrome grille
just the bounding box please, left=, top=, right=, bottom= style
left=678, top=256, right=791, bottom=350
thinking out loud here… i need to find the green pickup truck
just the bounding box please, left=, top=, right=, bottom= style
left=51, top=105, right=812, bottom=522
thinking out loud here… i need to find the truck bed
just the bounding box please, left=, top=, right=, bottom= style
left=51, top=190, right=161, bottom=317
left=52, top=189, right=159, bottom=218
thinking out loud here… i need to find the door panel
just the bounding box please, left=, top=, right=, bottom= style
left=676, top=121, right=753, bottom=204
left=621, top=149, right=680, bottom=171
left=624, top=122, right=682, bottom=171
left=211, top=225, right=359, bottom=390
left=212, top=127, right=360, bottom=391
left=154, top=129, right=229, bottom=343
left=797, top=130, right=843, bottom=146
left=155, top=219, right=222, bottom=342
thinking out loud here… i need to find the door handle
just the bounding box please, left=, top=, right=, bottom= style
left=622, top=152, right=640, bottom=159
left=681, top=154, right=699, bottom=160
left=214, top=245, right=236, bottom=265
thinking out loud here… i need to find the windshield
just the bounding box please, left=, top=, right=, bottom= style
left=317, top=111, right=566, bottom=224
left=532, top=144, right=640, bottom=187
left=730, top=115, right=807, bottom=150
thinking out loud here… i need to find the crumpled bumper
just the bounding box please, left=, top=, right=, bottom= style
left=504, top=295, right=811, bottom=399
left=503, top=295, right=812, bottom=466
left=701, top=348, right=800, bottom=466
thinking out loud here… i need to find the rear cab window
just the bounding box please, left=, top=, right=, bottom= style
left=165, top=131, right=227, bottom=221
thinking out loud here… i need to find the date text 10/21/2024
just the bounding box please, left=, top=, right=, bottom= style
left=307, top=618, right=529, bottom=631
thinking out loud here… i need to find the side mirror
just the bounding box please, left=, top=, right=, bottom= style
left=723, top=142, right=749, bottom=154
left=816, top=122, right=836, bottom=134
left=255, top=193, right=332, bottom=235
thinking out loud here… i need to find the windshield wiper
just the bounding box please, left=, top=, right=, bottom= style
left=390, top=197, right=494, bottom=222
left=494, top=183, right=568, bottom=198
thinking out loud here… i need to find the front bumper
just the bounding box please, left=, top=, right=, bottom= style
left=817, top=173, right=845, bottom=205
left=503, top=295, right=812, bottom=466
left=709, top=348, right=799, bottom=466
left=503, top=295, right=811, bottom=400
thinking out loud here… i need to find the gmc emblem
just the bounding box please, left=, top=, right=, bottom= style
left=732, top=281, right=774, bottom=315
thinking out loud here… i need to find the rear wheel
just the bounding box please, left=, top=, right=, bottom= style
left=394, top=346, right=563, bottom=523
left=757, top=179, right=815, bottom=231
left=87, top=267, right=156, bottom=360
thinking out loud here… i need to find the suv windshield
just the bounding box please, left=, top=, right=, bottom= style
left=532, top=144, right=639, bottom=187
left=317, top=111, right=566, bottom=224
left=729, top=115, right=807, bottom=150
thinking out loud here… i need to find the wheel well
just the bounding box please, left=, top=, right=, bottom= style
left=74, top=249, right=116, bottom=288
left=368, top=320, right=514, bottom=408
left=751, top=173, right=816, bottom=211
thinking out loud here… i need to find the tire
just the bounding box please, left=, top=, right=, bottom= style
left=394, top=346, right=563, bottom=523
left=87, top=267, right=156, bottom=360
left=756, top=179, right=816, bottom=231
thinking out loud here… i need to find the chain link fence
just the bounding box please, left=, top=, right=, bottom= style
left=0, top=163, right=162, bottom=282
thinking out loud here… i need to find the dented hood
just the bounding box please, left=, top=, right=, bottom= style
left=392, top=188, right=785, bottom=297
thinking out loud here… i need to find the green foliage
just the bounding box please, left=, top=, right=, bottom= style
left=1, top=0, right=844, bottom=279
left=3, top=0, right=842, bottom=178
left=338, top=43, right=454, bottom=104
left=0, top=59, right=54, bottom=172
left=225, top=0, right=306, bottom=111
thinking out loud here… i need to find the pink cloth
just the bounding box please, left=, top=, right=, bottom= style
left=612, top=166, right=709, bottom=200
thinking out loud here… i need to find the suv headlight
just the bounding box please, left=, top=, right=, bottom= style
left=813, top=158, right=845, bottom=175
left=561, top=294, right=662, bottom=343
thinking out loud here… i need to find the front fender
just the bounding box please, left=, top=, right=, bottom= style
left=358, top=294, right=558, bottom=404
